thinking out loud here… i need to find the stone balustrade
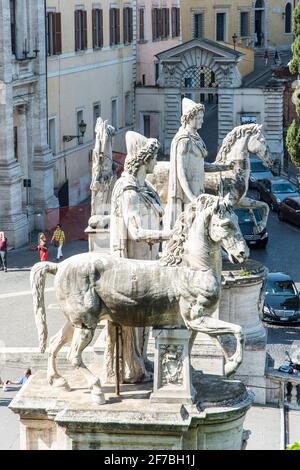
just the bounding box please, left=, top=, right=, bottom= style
left=266, top=368, right=300, bottom=410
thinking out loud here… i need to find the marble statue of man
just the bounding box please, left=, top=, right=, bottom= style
left=165, top=97, right=231, bottom=230
left=89, top=117, right=116, bottom=225
left=104, top=131, right=171, bottom=384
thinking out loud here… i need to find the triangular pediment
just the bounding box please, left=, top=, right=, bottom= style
left=156, top=38, right=243, bottom=62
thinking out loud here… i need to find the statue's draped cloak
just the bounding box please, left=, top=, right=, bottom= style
left=165, top=127, right=208, bottom=230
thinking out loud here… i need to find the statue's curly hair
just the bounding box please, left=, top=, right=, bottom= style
left=181, top=103, right=205, bottom=128
left=124, top=138, right=160, bottom=176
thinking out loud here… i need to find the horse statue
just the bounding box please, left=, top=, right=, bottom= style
left=151, top=124, right=273, bottom=234
left=30, top=194, right=249, bottom=405
left=205, top=124, right=273, bottom=234
left=89, top=117, right=116, bottom=227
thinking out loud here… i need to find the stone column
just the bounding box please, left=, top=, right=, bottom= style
left=15, top=0, right=28, bottom=59
left=17, top=105, right=29, bottom=205
left=0, top=0, right=28, bottom=247
left=31, top=0, right=58, bottom=229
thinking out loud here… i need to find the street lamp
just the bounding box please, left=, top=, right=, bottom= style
left=232, top=33, right=238, bottom=51
left=63, top=120, right=87, bottom=144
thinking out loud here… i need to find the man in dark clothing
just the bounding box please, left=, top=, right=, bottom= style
left=0, top=231, right=7, bottom=272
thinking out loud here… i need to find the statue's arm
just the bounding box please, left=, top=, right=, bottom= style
left=123, top=192, right=171, bottom=243
left=204, top=161, right=233, bottom=172
left=176, top=141, right=197, bottom=202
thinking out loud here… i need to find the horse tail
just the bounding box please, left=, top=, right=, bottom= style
left=30, top=262, right=58, bottom=353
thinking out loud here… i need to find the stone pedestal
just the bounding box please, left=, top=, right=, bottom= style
left=151, top=329, right=195, bottom=405
left=85, top=227, right=110, bottom=252
left=9, top=368, right=254, bottom=450
left=189, top=259, right=268, bottom=404
left=220, top=259, right=268, bottom=404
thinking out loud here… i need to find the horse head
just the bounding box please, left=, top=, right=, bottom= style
left=209, top=194, right=249, bottom=264
left=95, top=117, right=115, bottom=157
left=247, top=124, right=274, bottom=169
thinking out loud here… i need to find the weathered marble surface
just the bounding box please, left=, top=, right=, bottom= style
left=9, top=368, right=254, bottom=450
left=30, top=194, right=249, bottom=404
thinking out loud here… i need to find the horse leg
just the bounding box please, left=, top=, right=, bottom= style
left=68, top=326, right=105, bottom=405
left=47, top=320, right=74, bottom=390
left=186, top=316, right=244, bottom=377
left=238, top=197, right=269, bottom=234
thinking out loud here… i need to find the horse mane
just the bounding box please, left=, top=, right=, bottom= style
left=215, top=124, right=262, bottom=163
left=160, top=194, right=217, bottom=267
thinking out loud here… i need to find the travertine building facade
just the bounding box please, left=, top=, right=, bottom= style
left=46, top=0, right=135, bottom=206
left=0, top=0, right=58, bottom=247
left=181, top=0, right=298, bottom=50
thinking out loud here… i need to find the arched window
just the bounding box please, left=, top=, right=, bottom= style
left=255, top=0, right=264, bottom=8
left=285, top=3, right=292, bottom=34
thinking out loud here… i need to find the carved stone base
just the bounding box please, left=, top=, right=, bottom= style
left=151, top=329, right=196, bottom=405
left=85, top=227, right=110, bottom=252
left=9, top=368, right=254, bottom=450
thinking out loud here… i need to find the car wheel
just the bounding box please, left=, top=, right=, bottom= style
left=278, top=211, right=284, bottom=221
left=258, top=239, right=268, bottom=249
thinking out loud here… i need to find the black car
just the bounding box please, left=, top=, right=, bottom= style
left=235, top=208, right=268, bottom=248
left=249, top=156, right=274, bottom=189
left=256, top=177, right=300, bottom=211
left=262, top=273, right=300, bottom=324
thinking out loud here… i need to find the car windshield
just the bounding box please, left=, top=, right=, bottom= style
left=250, top=161, right=266, bottom=172
left=235, top=208, right=262, bottom=224
left=265, top=280, right=297, bottom=296
left=272, top=182, right=296, bottom=194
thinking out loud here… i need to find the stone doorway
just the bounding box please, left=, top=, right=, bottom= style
left=254, top=0, right=266, bottom=47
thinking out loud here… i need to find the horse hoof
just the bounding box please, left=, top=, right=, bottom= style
left=48, top=376, right=70, bottom=391
left=91, top=389, right=106, bottom=405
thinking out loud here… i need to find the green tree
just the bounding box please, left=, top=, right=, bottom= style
left=286, top=4, right=300, bottom=168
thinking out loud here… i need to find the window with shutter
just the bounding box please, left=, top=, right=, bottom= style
left=110, top=8, right=120, bottom=46
left=75, top=10, right=87, bottom=51
left=158, top=9, right=162, bottom=39
left=10, top=0, right=16, bottom=55
left=240, top=12, right=249, bottom=37
left=139, top=8, right=145, bottom=41
left=194, top=13, right=203, bottom=39
left=92, top=9, right=96, bottom=48
left=152, top=9, right=157, bottom=40
left=176, top=8, right=180, bottom=37
left=123, top=7, right=128, bottom=44
left=116, top=9, right=120, bottom=44
left=83, top=10, right=87, bottom=49
left=55, top=12, right=62, bottom=54
left=93, top=9, right=103, bottom=48
left=129, top=8, right=133, bottom=43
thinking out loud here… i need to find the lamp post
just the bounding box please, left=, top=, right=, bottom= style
left=232, top=33, right=238, bottom=51
left=63, top=120, right=87, bottom=144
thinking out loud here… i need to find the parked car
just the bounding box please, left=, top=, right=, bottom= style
left=256, top=177, right=300, bottom=211
left=234, top=208, right=268, bottom=248
left=249, top=156, right=273, bottom=189
left=262, top=273, right=300, bottom=324
left=278, top=196, right=300, bottom=227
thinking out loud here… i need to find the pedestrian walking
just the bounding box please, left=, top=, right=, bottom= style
left=274, top=50, right=280, bottom=66
left=0, top=231, right=8, bottom=272
left=51, top=224, right=65, bottom=261
left=264, top=50, right=269, bottom=67
left=32, top=233, right=49, bottom=262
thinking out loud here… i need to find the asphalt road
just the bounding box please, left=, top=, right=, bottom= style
left=250, top=210, right=300, bottom=368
